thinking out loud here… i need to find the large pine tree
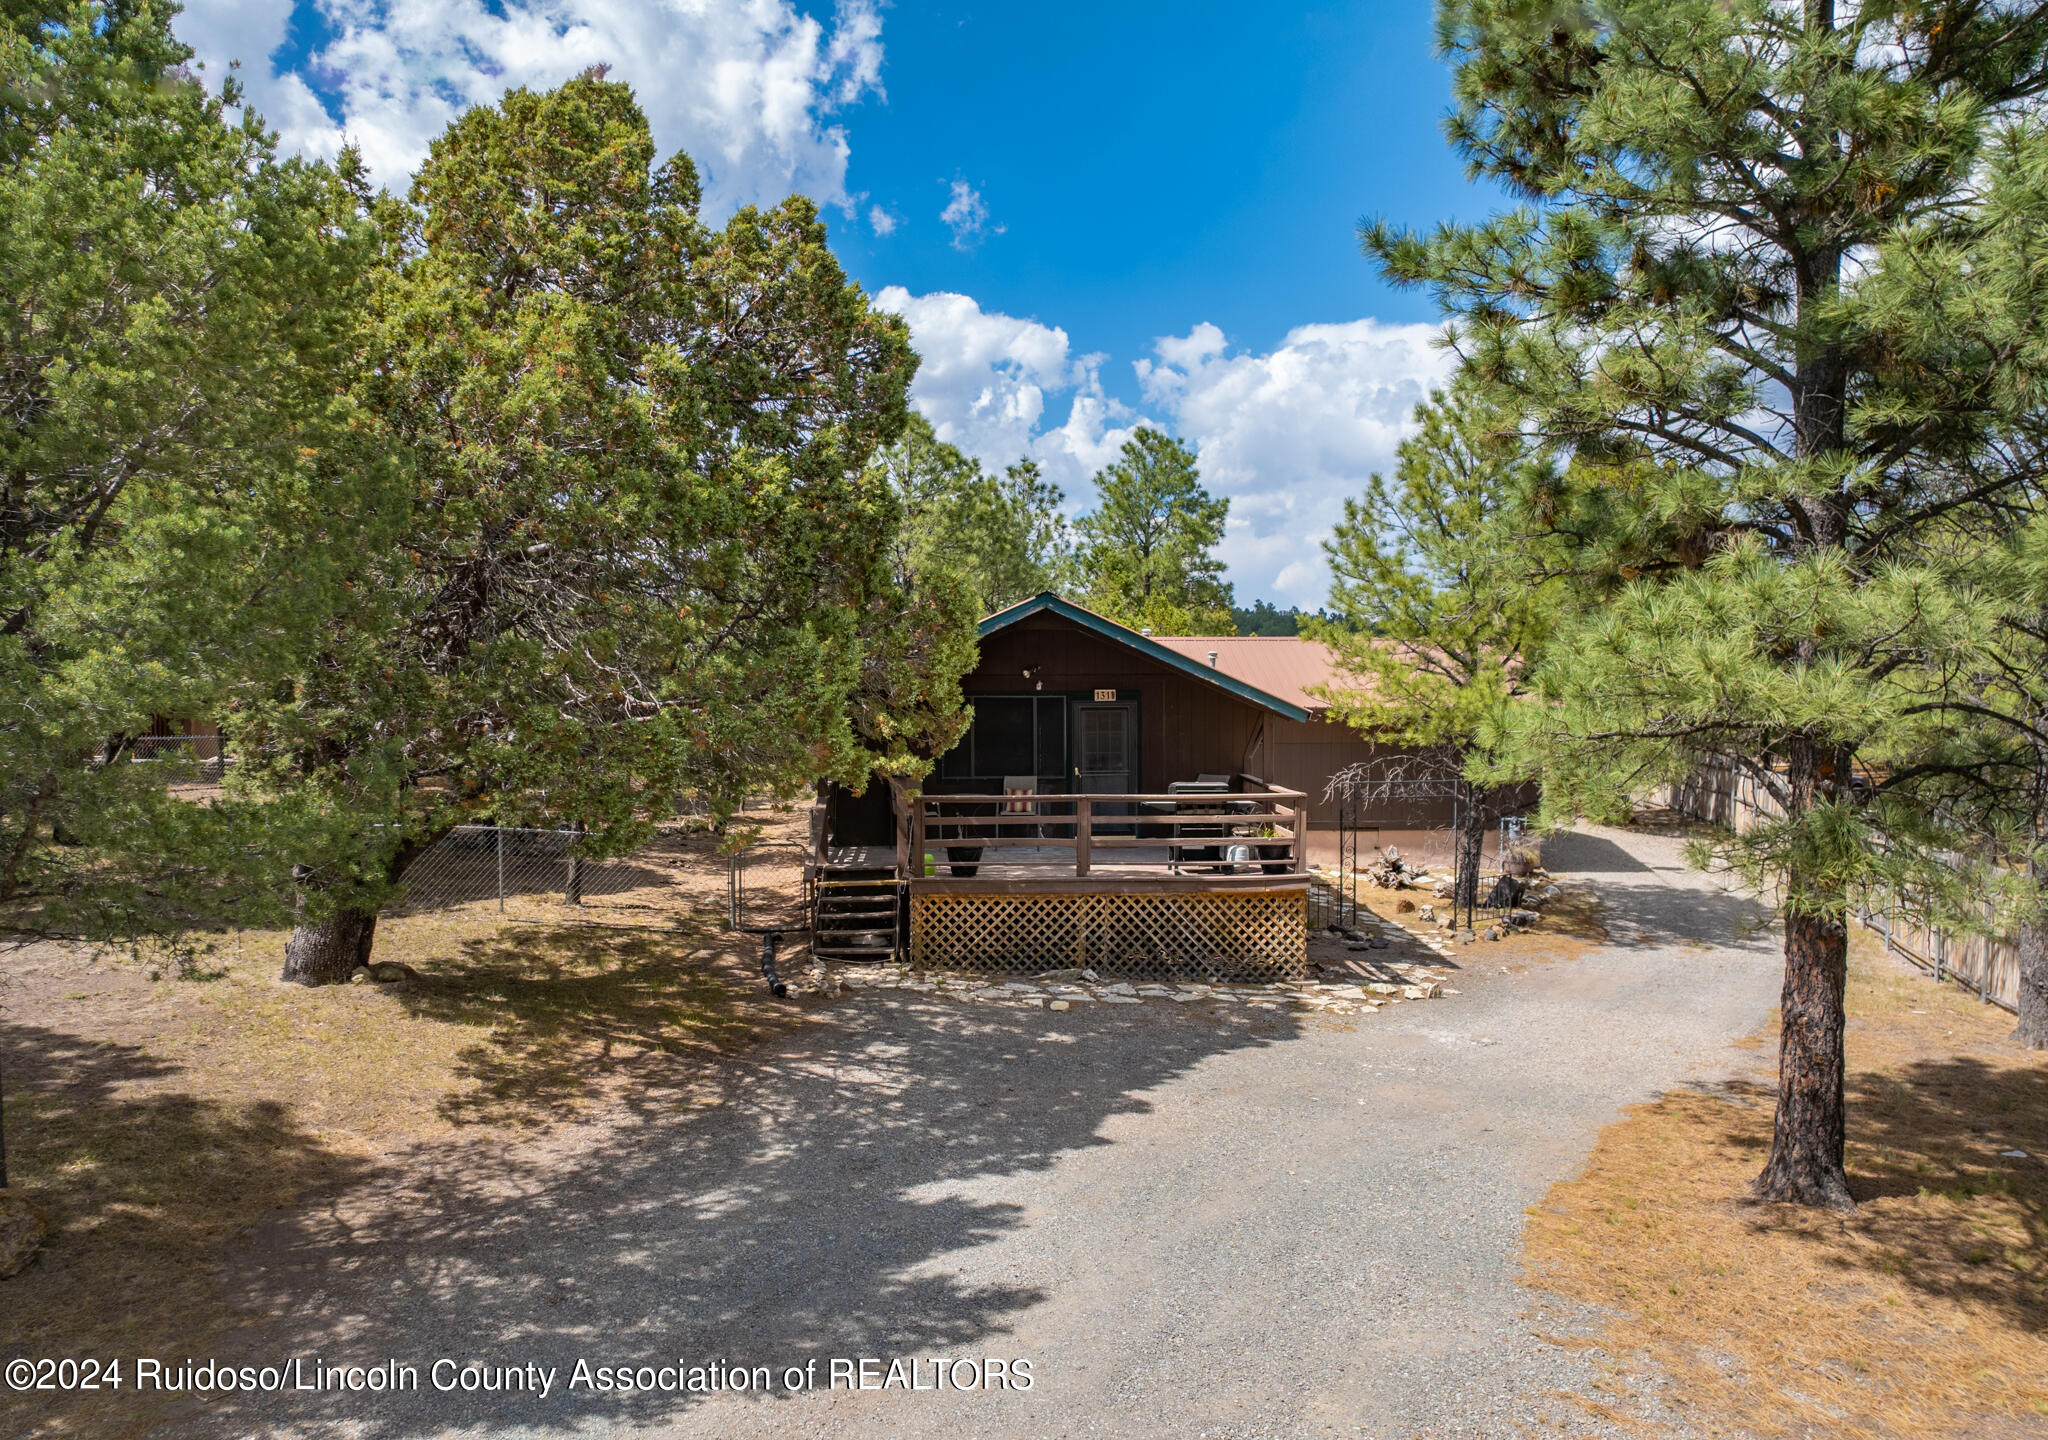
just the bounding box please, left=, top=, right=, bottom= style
left=0, top=1, right=384, bottom=926
left=1372, top=1, right=2048, bottom=1207
left=1074, top=428, right=1234, bottom=635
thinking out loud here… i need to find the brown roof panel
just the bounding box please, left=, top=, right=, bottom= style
left=1155, top=635, right=1361, bottom=714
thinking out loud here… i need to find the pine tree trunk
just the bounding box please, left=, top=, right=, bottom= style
left=1754, top=733, right=1857, bottom=1211
left=2013, top=865, right=2048, bottom=1049
left=279, top=906, right=380, bottom=986
left=1755, top=900, right=1856, bottom=1209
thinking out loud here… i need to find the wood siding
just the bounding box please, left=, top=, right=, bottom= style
left=964, top=614, right=1268, bottom=792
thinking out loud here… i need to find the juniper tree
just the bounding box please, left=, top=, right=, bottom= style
left=0, top=1, right=385, bottom=927
left=1074, top=428, right=1234, bottom=634
left=237, top=76, right=968, bottom=984
left=878, top=413, right=1070, bottom=613
left=1371, top=0, right=2048, bottom=1207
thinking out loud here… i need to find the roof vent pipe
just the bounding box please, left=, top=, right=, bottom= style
left=1207, top=650, right=1219, bottom=667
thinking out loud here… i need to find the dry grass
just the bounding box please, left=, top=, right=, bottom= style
left=0, top=814, right=820, bottom=1438
left=1350, top=875, right=1612, bottom=969
left=1523, top=926, right=2048, bottom=1439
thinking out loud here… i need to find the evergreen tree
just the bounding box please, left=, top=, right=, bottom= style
left=878, top=413, right=1070, bottom=614
left=1310, top=384, right=1557, bottom=892
left=0, top=1, right=386, bottom=927
left=1315, top=385, right=1553, bottom=752
left=1230, top=601, right=1310, bottom=636
left=235, top=76, right=968, bottom=984
left=1074, top=428, right=1234, bottom=634
left=1372, top=0, right=2048, bottom=1206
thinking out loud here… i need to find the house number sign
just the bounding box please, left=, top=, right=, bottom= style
left=1092, top=689, right=1117, bottom=701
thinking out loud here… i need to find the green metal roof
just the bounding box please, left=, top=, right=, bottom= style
left=977, top=593, right=1312, bottom=723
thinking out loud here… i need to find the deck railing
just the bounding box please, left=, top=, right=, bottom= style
left=905, top=785, right=1309, bottom=881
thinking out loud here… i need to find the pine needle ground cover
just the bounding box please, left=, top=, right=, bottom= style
left=0, top=822, right=818, bottom=1440
left=1524, top=928, right=2048, bottom=1438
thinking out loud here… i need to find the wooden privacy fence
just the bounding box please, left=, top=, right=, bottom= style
left=1652, top=758, right=2019, bottom=1013
left=1856, top=900, right=2021, bottom=1014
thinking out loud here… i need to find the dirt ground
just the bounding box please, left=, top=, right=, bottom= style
left=1523, top=924, right=2048, bottom=1438
left=0, top=811, right=826, bottom=1439
left=7, top=815, right=2041, bottom=1440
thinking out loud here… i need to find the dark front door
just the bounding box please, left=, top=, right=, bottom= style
left=1075, top=703, right=1135, bottom=830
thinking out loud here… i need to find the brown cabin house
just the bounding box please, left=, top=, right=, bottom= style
left=811, top=593, right=1446, bottom=981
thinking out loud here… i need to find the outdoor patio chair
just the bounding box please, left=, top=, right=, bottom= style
left=1002, top=775, right=1039, bottom=839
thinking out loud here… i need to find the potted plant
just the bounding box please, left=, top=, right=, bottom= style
left=1251, top=822, right=1292, bottom=875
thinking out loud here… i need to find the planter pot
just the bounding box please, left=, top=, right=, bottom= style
left=1256, top=843, right=1291, bottom=876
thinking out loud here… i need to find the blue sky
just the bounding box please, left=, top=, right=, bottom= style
left=173, top=1, right=1495, bottom=607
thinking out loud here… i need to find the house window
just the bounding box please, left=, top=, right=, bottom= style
left=936, top=696, right=1068, bottom=782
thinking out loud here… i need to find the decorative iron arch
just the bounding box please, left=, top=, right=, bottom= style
left=1321, top=748, right=1518, bottom=933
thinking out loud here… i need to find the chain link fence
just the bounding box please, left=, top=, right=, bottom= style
left=382, top=825, right=710, bottom=929
left=101, top=735, right=230, bottom=781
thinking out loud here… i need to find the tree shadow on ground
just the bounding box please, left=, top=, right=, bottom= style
left=1541, top=832, right=1656, bottom=875
left=186, top=995, right=1298, bottom=1438
left=1542, top=831, right=1777, bottom=952
left=1699, top=1055, right=2047, bottom=1331
left=386, top=922, right=812, bottom=1127
left=1, top=1022, right=369, bottom=1439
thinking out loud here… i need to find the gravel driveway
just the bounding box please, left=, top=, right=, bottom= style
left=175, top=824, right=1782, bottom=1440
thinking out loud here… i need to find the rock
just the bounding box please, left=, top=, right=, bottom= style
left=1481, top=927, right=1499, bottom=942
left=371, top=962, right=414, bottom=983
left=1484, top=874, right=1528, bottom=909
left=1368, top=938, right=1389, bottom=949
left=1366, top=982, right=1401, bottom=995
left=1395, top=898, right=1416, bottom=913
left=0, top=1191, right=49, bottom=1278
left=1081, top=968, right=1100, bottom=982
left=1102, top=995, right=1142, bottom=1004
left=1510, top=908, right=1542, bottom=925
left=1418, top=905, right=1436, bottom=922
left=1402, top=982, right=1443, bottom=1000
left=1049, top=1000, right=1070, bottom=1011
left=1104, top=982, right=1137, bottom=996
left=1035, top=967, right=1085, bottom=982
left=347, top=966, right=373, bottom=985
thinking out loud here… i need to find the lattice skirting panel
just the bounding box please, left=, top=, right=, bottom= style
left=910, top=890, right=1306, bottom=982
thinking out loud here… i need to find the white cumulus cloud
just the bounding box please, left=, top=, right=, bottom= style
left=1137, top=319, right=1452, bottom=604
left=879, top=291, right=1451, bottom=607
left=175, top=0, right=886, bottom=215
left=938, top=178, right=990, bottom=250
left=873, top=287, right=1147, bottom=500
